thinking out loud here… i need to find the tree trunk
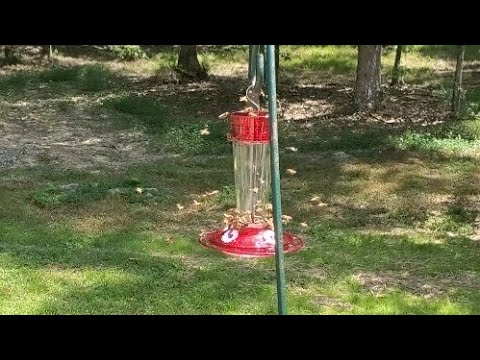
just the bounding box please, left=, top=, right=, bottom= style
left=391, top=45, right=405, bottom=86
left=355, top=45, right=382, bottom=111
left=41, top=45, right=53, bottom=59
left=3, top=46, right=19, bottom=65
left=275, top=45, right=280, bottom=86
left=451, top=45, right=465, bottom=117
left=176, top=45, right=208, bottom=81
left=248, top=45, right=253, bottom=80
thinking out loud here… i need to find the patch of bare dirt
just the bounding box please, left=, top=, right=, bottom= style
left=0, top=98, right=169, bottom=170
left=279, top=83, right=451, bottom=128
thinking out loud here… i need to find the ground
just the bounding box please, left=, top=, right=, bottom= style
left=0, top=45, right=479, bottom=314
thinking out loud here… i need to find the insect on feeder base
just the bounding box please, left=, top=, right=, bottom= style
left=199, top=111, right=304, bottom=257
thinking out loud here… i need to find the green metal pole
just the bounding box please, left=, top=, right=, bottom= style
left=266, top=44, right=287, bottom=315
left=256, top=46, right=265, bottom=90
left=249, top=45, right=260, bottom=84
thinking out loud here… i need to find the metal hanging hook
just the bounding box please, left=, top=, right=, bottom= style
left=245, top=84, right=261, bottom=112
left=245, top=45, right=265, bottom=113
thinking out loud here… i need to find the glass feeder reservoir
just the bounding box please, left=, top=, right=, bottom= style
left=199, top=111, right=304, bottom=257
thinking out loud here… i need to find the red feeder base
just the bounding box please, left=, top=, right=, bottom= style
left=200, top=224, right=304, bottom=258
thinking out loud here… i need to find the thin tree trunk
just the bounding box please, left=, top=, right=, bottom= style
left=275, top=45, right=280, bottom=85
left=451, top=45, right=466, bottom=117
left=176, top=45, right=208, bottom=81
left=248, top=45, right=253, bottom=80
left=391, top=45, right=405, bottom=86
left=41, top=45, right=53, bottom=59
left=355, top=45, right=382, bottom=111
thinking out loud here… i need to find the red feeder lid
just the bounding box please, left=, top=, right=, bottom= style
left=199, top=224, right=304, bottom=258
left=229, top=111, right=270, bottom=143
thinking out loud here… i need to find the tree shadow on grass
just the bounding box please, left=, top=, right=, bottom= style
left=0, top=63, right=129, bottom=99
left=1, top=217, right=479, bottom=314
left=54, top=45, right=118, bottom=62
left=0, top=220, right=278, bottom=314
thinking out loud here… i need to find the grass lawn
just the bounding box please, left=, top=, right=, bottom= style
left=0, top=45, right=479, bottom=314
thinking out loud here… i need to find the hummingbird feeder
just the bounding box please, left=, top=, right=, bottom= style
left=200, top=46, right=304, bottom=258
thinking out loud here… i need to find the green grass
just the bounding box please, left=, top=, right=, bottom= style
left=282, top=45, right=358, bottom=74
left=0, top=64, right=121, bottom=95
left=199, top=46, right=248, bottom=68
left=32, top=177, right=174, bottom=208
left=1, top=143, right=479, bottom=314
left=102, top=95, right=230, bottom=155
left=393, top=130, right=480, bottom=153
left=414, top=45, right=480, bottom=61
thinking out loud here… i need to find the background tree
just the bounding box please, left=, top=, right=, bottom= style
left=41, top=45, right=53, bottom=59
left=176, top=45, right=208, bottom=81
left=451, top=45, right=466, bottom=117
left=391, top=45, right=405, bottom=86
left=3, top=45, right=19, bottom=65
left=355, top=45, right=382, bottom=111
left=275, top=45, right=280, bottom=86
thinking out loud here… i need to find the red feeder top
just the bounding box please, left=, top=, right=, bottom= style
left=229, top=111, right=270, bottom=143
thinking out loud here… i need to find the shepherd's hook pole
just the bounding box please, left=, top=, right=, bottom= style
left=266, top=45, right=287, bottom=315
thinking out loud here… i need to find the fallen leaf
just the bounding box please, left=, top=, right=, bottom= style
left=285, top=147, right=298, bottom=152
left=317, top=202, right=328, bottom=208
left=203, top=190, right=220, bottom=197
left=239, top=96, right=248, bottom=102
left=134, top=187, right=143, bottom=194
left=286, top=169, right=297, bottom=175
left=218, top=112, right=229, bottom=120
left=282, top=214, right=293, bottom=223
left=200, top=128, right=210, bottom=136
left=176, top=204, right=184, bottom=210
left=249, top=187, right=259, bottom=193
left=300, top=222, right=308, bottom=228
left=310, top=196, right=321, bottom=202
left=193, top=200, right=202, bottom=206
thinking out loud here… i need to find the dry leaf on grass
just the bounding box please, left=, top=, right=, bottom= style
left=282, top=214, right=293, bottom=223
left=200, top=128, right=210, bottom=136
left=300, top=222, right=308, bottom=228
left=286, top=169, right=297, bottom=175
left=165, top=235, right=175, bottom=243
left=176, top=204, right=184, bottom=210
left=203, top=190, right=220, bottom=197
left=218, top=112, right=229, bottom=120
left=285, top=147, right=298, bottom=152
